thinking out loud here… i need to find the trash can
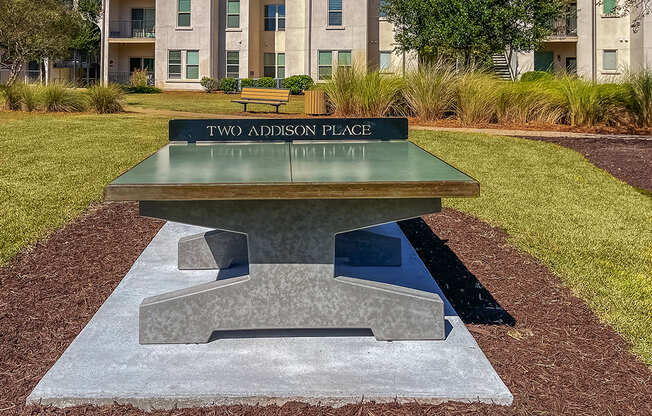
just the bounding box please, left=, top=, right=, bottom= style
left=304, top=90, right=328, bottom=115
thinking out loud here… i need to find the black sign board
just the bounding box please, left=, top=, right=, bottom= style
left=169, top=118, right=408, bottom=142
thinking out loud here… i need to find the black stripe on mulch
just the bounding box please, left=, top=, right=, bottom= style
left=1, top=202, right=651, bottom=415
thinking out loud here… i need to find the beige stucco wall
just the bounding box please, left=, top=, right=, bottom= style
left=154, top=0, right=216, bottom=90
left=108, top=43, right=155, bottom=72
left=630, top=11, right=652, bottom=71
left=308, top=0, right=369, bottom=80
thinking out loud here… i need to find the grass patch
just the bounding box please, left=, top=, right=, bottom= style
left=125, top=91, right=305, bottom=114
left=0, top=112, right=168, bottom=265
left=410, top=130, right=652, bottom=365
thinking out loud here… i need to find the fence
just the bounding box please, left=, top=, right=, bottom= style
left=109, top=20, right=156, bottom=38
left=0, top=69, right=42, bottom=84
left=109, top=71, right=155, bottom=85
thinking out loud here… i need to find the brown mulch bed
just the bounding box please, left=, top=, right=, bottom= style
left=415, top=118, right=652, bottom=136
left=1, top=202, right=651, bottom=415
left=521, top=136, right=652, bottom=192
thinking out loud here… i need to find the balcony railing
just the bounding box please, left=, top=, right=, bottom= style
left=549, top=11, right=578, bottom=38
left=109, top=20, right=155, bottom=39
left=109, top=71, right=155, bottom=85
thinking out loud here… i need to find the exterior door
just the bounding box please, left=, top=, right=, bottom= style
left=131, top=9, right=144, bottom=37
left=534, top=51, right=554, bottom=72
left=565, top=57, right=577, bottom=74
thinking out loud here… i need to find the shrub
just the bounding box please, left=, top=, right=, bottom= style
left=256, top=77, right=276, bottom=88
left=42, top=83, right=88, bottom=112
left=87, top=84, right=125, bottom=114
left=520, top=71, right=554, bottom=82
left=453, top=72, right=499, bottom=124
left=21, top=84, right=41, bottom=112
left=622, top=69, right=652, bottom=127
left=282, top=75, right=314, bottom=94
left=552, top=76, right=622, bottom=127
left=130, top=69, right=149, bottom=88
left=200, top=76, right=220, bottom=93
left=321, top=65, right=404, bottom=117
left=3, top=83, right=24, bottom=110
left=240, top=78, right=255, bottom=89
left=220, top=77, right=238, bottom=93
left=402, top=62, right=456, bottom=121
left=496, top=81, right=564, bottom=125
left=128, top=85, right=161, bottom=93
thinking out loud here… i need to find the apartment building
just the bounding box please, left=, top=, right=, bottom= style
left=516, top=0, right=651, bottom=80
left=100, top=0, right=652, bottom=90
left=101, top=0, right=407, bottom=90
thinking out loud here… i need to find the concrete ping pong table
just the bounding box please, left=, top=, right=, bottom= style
left=104, top=118, right=479, bottom=345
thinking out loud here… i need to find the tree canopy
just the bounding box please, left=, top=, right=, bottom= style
left=381, top=0, right=563, bottom=64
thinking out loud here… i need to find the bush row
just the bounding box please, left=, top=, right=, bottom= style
left=200, top=75, right=315, bottom=95
left=1, top=83, right=126, bottom=114
left=320, top=64, right=652, bottom=128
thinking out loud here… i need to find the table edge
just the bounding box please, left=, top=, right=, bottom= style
left=104, top=181, right=480, bottom=201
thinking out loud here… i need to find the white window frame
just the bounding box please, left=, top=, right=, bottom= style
left=227, top=0, right=241, bottom=29
left=168, top=50, right=182, bottom=80
left=328, top=0, right=343, bottom=27
left=603, top=49, right=618, bottom=71
left=379, top=51, right=392, bottom=73
left=186, top=50, right=199, bottom=79
left=226, top=50, right=240, bottom=78
left=177, top=0, right=191, bottom=28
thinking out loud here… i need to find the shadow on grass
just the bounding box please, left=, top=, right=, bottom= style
left=399, top=218, right=516, bottom=326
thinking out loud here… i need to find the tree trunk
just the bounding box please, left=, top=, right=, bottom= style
left=44, top=58, right=50, bottom=85
left=7, top=60, right=24, bottom=86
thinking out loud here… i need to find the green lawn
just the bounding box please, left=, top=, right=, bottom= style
left=125, top=91, right=305, bottom=115
left=0, top=109, right=650, bottom=366
left=0, top=112, right=168, bottom=264
left=410, top=130, right=652, bottom=365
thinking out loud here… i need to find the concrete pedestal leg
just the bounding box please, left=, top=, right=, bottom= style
left=139, top=199, right=444, bottom=344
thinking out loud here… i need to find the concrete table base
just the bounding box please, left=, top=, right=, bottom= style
left=26, top=222, right=513, bottom=410
left=140, top=199, right=445, bottom=344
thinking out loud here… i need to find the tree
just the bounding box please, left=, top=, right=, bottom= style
left=68, top=0, right=102, bottom=85
left=610, top=0, right=651, bottom=32
left=0, top=0, right=79, bottom=85
left=381, top=0, right=563, bottom=65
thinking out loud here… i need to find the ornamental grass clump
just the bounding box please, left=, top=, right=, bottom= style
left=21, top=84, right=42, bottom=112
left=496, top=81, right=564, bottom=125
left=552, top=76, right=622, bottom=127
left=453, top=71, right=500, bottom=124
left=321, top=64, right=404, bottom=117
left=622, top=69, right=652, bottom=127
left=87, top=84, right=125, bottom=114
left=3, top=83, right=24, bottom=110
left=42, top=83, right=88, bottom=112
left=402, top=62, right=456, bottom=121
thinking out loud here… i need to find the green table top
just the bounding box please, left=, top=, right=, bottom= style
left=106, top=141, right=479, bottom=200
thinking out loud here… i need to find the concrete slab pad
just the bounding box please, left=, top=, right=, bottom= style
left=27, top=222, right=513, bottom=410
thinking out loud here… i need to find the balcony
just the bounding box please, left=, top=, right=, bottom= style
left=109, top=20, right=156, bottom=40
left=547, top=11, right=578, bottom=41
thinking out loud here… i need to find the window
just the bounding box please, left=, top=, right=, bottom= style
left=168, top=50, right=182, bottom=79
left=338, top=50, right=352, bottom=69
left=227, top=0, right=240, bottom=28
left=603, top=0, right=616, bottom=15
left=379, top=0, right=388, bottom=18
left=277, top=53, right=285, bottom=78
left=264, top=53, right=276, bottom=77
left=265, top=5, right=276, bottom=31
left=328, top=0, right=342, bottom=26
left=603, top=50, right=617, bottom=71
left=534, top=51, right=554, bottom=72
left=178, top=0, right=191, bottom=27
left=380, top=51, right=392, bottom=72
left=278, top=5, right=286, bottom=30
left=264, top=53, right=285, bottom=78
left=319, top=51, right=332, bottom=80
left=186, top=50, right=199, bottom=79
left=227, top=51, right=240, bottom=78
left=264, top=4, right=285, bottom=32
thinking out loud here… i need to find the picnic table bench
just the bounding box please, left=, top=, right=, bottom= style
left=232, top=87, right=290, bottom=113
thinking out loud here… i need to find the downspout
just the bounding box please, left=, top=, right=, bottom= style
left=592, top=0, right=596, bottom=82
left=101, top=0, right=107, bottom=85
left=308, top=0, right=312, bottom=77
